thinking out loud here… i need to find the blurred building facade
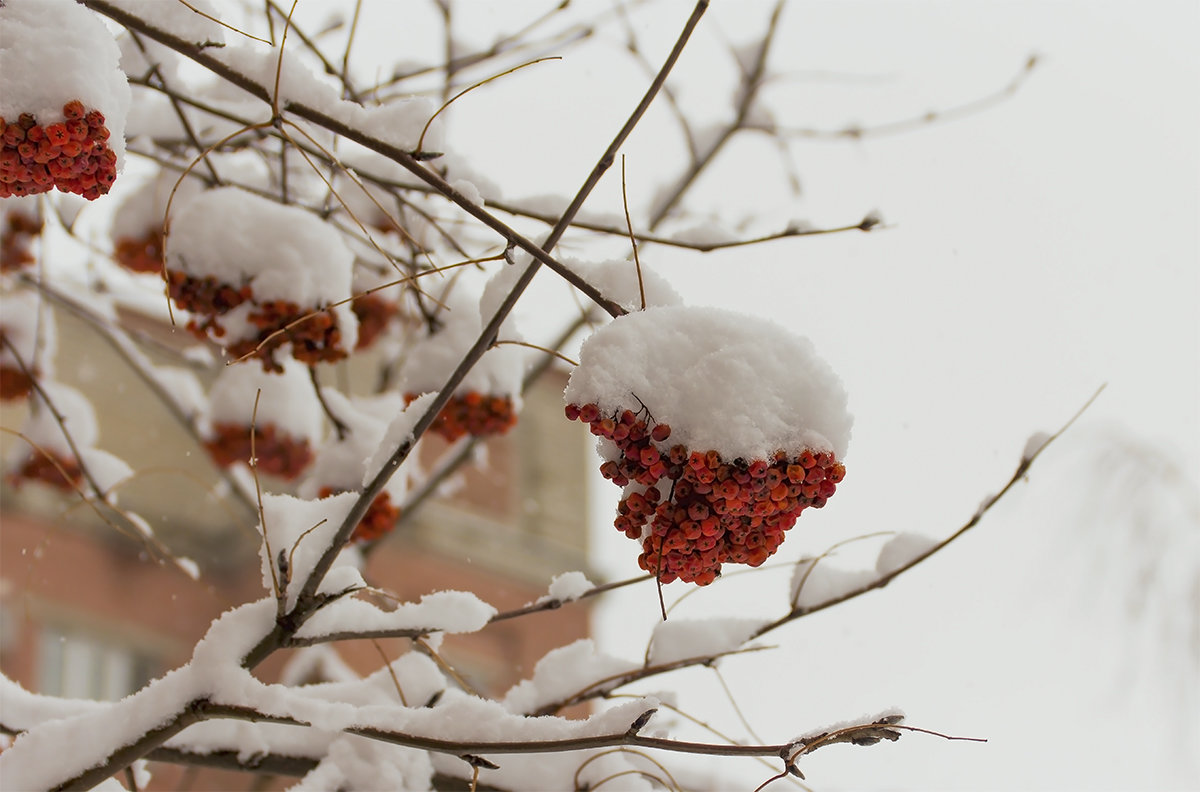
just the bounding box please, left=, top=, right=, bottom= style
left=0, top=301, right=595, bottom=787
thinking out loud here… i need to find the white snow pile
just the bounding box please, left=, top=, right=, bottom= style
left=208, top=36, right=442, bottom=153
left=110, top=169, right=204, bottom=245
left=1023, top=430, right=1053, bottom=462
left=399, top=287, right=525, bottom=401
left=790, top=557, right=876, bottom=610
left=566, top=257, right=683, bottom=312
left=789, top=707, right=906, bottom=751
left=204, top=360, right=324, bottom=445
left=108, top=0, right=226, bottom=45
left=0, top=595, right=664, bottom=791
left=167, top=187, right=353, bottom=307
left=0, top=0, right=131, bottom=167
left=647, top=617, right=767, bottom=666
left=167, top=186, right=359, bottom=348
left=18, top=382, right=98, bottom=454
left=565, top=305, right=852, bottom=461
left=537, top=570, right=595, bottom=604
left=0, top=288, right=57, bottom=377
left=295, top=590, right=497, bottom=641
left=502, top=639, right=639, bottom=715
left=256, top=492, right=359, bottom=610
left=363, top=391, right=438, bottom=486
left=299, top=390, right=409, bottom=499
left=289, top=735, right=433, bottom=791
left=791, top=533, right=939, bottom=608
left=873, top=532, right=939, bottom=577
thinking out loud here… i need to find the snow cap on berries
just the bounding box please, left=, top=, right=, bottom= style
left=565, top=305, right=851, bottom=461
left=168, top=187, right=355, bottom=311
left=204, top=360, right=324, bottom=445
left=0, top=0, right=131, bottom=168
left=0, top=288, right=57, bottom=381
left=566, top=257, right=683, bottom=312
left=399, top=286, right=525, bottom=403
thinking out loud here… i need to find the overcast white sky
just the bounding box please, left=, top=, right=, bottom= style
left=88, top=1, right=1200, bottom=787
left=416, top=2, right=1197, bottom=789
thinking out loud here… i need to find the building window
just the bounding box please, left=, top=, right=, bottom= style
left=37, top=625, right=156, bottom=701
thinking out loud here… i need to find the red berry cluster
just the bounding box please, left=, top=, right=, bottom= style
left=351, top=293, right=397, bottom=351
left=227, top=299, right=348, bottom=372
left=0, top=365, right=33, bottom=401
left=566, top=402, right=846, bottom=586
left=406, top=391, right=517, bottom=442
left=204, top=421, right=313, bottom=480
left=167, top=271, right=348, bottom=372
left=8, top=450, right=82, bottom=492
left=0, top=101, right=117, bottom=200
left=0, top=326, right=35, bottom=401
left=1, top=208, right=42, bottom=272
left=113, top=228, right=164, bottom=274
left=317, top=486, right=401, bottom=543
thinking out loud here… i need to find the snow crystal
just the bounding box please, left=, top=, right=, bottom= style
left=566, top=257, right=683, bottom=312
left=502, top=639, right=639, bottom=715
left=874, top=533, right=939, bottom=577
left=647, top=618, right=766, bottom=666
left=0, top=0, right=131, bottom=168
left=295, top=590, right=496, bottom=640
left=790, top=558, right=877, bottom=610
left=565, top=305, right=853, bottom=460
left=538, top=571, right=595, bottom=604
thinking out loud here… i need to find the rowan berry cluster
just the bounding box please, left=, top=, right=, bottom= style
left=204, top=421, right=313, bottom=480
left=350, top=293, right=397, bottom=351
left=229, top=299, right=348, bottom=372
left=1, top=208, right=42, bottom=272
left=567, top=402, right=846, bottom=586
left=0, top=101, right=117, bottom=200
left=167, top=272, right=349, bottom=371
left=8, top=450, right=82, bottom=492
left=0, top=364, right=33, bottom=401
left=113, top=228, right=164, bottom=274
left=317, top=486, right=401, bottom=543
left=407, top=391, right=517, bottom=442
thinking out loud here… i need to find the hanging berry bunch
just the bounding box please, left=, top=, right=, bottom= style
left=1, top=197, right=43, bottom=273
left=166, top=188, right=359, bottom=371
left=7, top=383, right=93, bottom=493
left=0, top=289, right=55, bottom=403
left=0, top=0, right=130, bottom=200
left=565, top=306, right=852, bottom=586
left=399, top=287, right=524, bottom=442
left=317, top=486, right=401, bottom=544
left=299, top=391, right=409, bottom=544
left=202, top=362, right=323, bottom=481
